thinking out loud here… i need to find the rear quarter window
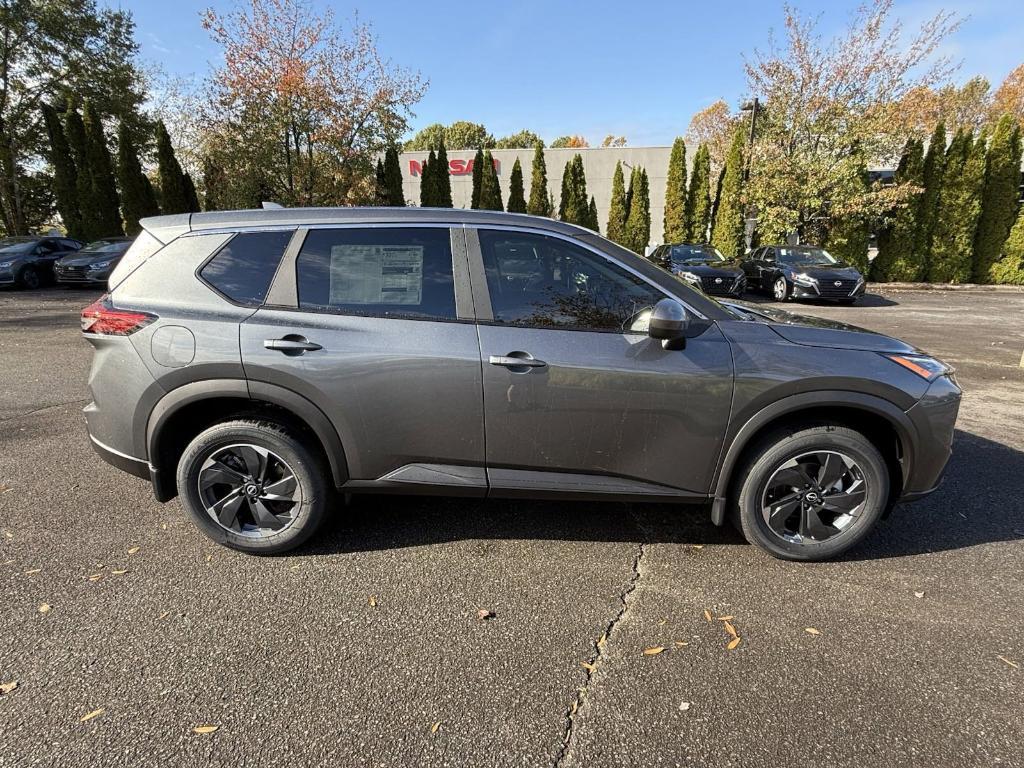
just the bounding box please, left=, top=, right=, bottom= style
left=199, top=230, right=293, bottom=307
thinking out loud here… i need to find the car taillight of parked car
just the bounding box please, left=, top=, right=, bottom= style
left=81, top=296, right=156, bottom=336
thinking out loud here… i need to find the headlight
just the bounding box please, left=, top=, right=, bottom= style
left=884, top=354, right=952, bottom=381
left=87, top=260, right=112, bottom=270
left=0, top=260, right=14, bottom=268
left=792, top=272, right=818, bottom=287
left=677, top=270, right=701, bottom=286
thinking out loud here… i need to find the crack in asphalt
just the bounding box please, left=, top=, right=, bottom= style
left=553, top=506, right=650, bottom=768
left=0, top=398, right=89, bottom=425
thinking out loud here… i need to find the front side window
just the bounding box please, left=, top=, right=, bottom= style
left=478, top=229, right=664, bottom=332
left=200, top=230, right=293, bottom=306
left=296, top=227, right=456, bottom=320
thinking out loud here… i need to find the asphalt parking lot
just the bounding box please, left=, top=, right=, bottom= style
left=1, top=286, right=1022, bottom=767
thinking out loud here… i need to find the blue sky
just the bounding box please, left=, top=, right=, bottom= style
left=123, top=0, right=1024, bottom=146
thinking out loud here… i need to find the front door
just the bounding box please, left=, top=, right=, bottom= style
left=468, top=228, right=733, bottom=497
left=241, top=225, right=486, bottom=491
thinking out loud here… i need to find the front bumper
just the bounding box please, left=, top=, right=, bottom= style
left=791, top=280, right=866, bottom=300
left=56, top=266, right=110, bottom=285
left=0, top=268, right=15, bottom=285
left=900, top=374, right=961, bottom=501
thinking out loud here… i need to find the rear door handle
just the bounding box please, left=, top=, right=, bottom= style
left=264, top=335, right=323, bottom=354
left=489, top=352, right=546, bottom=370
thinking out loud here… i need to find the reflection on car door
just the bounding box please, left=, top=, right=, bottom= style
left=469, top=228, right=734, bottom=499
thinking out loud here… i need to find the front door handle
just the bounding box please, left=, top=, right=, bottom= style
left=489, top=352, right=547, bottom=371
left=264, top=335, right=323, bottom=355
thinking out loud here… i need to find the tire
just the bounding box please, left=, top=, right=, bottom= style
left=731, top=425, right=889, bottom=561
left=17, top=265, right=39, bottom=290
left=176, top=419, right=331, bottom=554
left=771, top=275, right=790, bottom=301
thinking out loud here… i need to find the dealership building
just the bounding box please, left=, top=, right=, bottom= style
left=398, top=146, right=681, bottom=250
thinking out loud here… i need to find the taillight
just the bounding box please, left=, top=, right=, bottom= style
left=81, top=295, right=156, bottom=336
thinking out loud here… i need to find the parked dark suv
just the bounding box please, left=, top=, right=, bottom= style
left=83, top=209, right=960, bottom=561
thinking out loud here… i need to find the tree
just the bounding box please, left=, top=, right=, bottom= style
left=601, top=135, right=626, bottom=147
left=686, top=100, right=735, bottom=174
left=0, top=0, right=147, bottom=235
left=929, top=128, right=986, bottom=283
left=117, top=121, right=159, bottom=235
left=684, top=143, right=712, bottom=242
left=710, top=128, right=746, bottom=258
left=506, top=158, right=527, bottom=213
left=434, top=141, right=453, bottom=208
left=916, top=122, right=947, bottom=269
left=991, top=64, right=1024, bottom=128
left=201, top=0, right=426, bottom=207
left=587, top=196, right=599, bottom=232
left=383, top=145, right=404, bottom=205
left=40, top=103, right=81, bottom=238
left=898, top=77, right=992, bottom=138
left=744, top=0, right=960, bottom=243
left=155, top=121, right=190, bottom=214
left=624, top=167, right=650, bottom=254
left=470, top=148, right=485, bottom=209
left=990, top=206, right=1024, bottom=284
left=663, top=137, right=687, bottom=242
left=83, top=102, right=123, bottom=236
left=606, top=161, right=629, bottom=246
left=64, top=106, right=100, bottom=240
left=204, top=155, right=229, bottom=211
left=527, top=144, right=551, bottom=217
left=973, top=114, right=1023, bottom=281
left=870, top=138, right=924, bottom=281
left=558, top=155, right=589, bottom=226
left=405, top=121, right=493, bottom=151
left=825, top=157, right=871, bottom=273
left=550, top=135, right=588, bottom=148
left=495, top=130, right=542, bottom=149
left=420, top=149, right=437, bottom=206
left=477, top=151, right=503, bottom=211
left=183, top=173, right=201, bottom=212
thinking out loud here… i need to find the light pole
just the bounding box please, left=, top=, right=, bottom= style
left=739, top=98, right=760, bottom=251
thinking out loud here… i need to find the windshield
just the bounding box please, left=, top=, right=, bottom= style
left=81, top=240, right=130, bottom=254
left=0, top=239, right=36, bottom=254
left=670, top=245, right=726, bottom=263
left=777, top=246, right=839, bottom=266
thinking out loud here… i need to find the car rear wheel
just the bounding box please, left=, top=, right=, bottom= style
left=771, top=275, right=790, bottom=301
left=731, top=425, right=889, bottom=561
left=176, top=419, right=330, bottom=554
left=17, top=265, right=39, bottom=290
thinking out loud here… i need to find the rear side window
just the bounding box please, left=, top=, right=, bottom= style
left=200, top=230, right=293, bottom=306
left=296, top=227, right=456, bottom=320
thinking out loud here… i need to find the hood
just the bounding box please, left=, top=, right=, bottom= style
left=673, top=261, right=743, bottom=277
left=724, top=302, right=919, bottom=353
left=786, top=264, right=861, bottom=280
left=57, top=252, right=122, bottom=267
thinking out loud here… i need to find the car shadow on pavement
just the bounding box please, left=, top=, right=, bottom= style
left=306, top=428, right=1022, bottom=559
left=741, top=292, right=899, bottom=308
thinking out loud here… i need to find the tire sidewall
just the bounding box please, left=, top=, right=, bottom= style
left=772, top=276, right=789, bottom=301
left=176, top=421, right=329, bottom=554
left=737, top=427, right=889, bottom=561
left=19, top=266, right=39, bottom=289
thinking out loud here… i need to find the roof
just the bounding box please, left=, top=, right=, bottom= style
left=139, top=207, right=590, bottom=243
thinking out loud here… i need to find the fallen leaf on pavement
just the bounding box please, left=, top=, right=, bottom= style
left=805, top=627, right=821, bottom=635
left=722, top=621, right=738, bottom=639
left=716, top=615, right=734, bottom=621
left=80, top=708, right=104, bottom=723
left=679, top=701, right=691, bottom=711
left=88, top=574, right=102, bottom=582
left=727, top=637, right=742, bottom=650
left=112, top=569, right=128, bottom=576
left=22, top=568, right=41, bottom=575
left=368, top=595, right=377, bottom=608
left=476, top=609, right=494, bottom=621
left=914, top=591, right=925, bottom=599
left=674, top=641, right=688, bottom=648
left=38, top=603, right=51, bottom=614
left=157, top=611, right=170, bottom=620
left=690, top=545, right=704, bottom=549
left=193, top=725, right=219, bottom=734
left=127, top=547, right=140, bottom=555
left=642, top=646, right=666, bottom=656
left=430, top=721, right=441, bottom=734
left=703, top=610, right=713, bottom=622
left=0, top=681, right=17, bottom=695
left=658, top=618, right=667, bottom=626
left=596, top=632, right=606, bottom=648
left=580, top=661, right=596, bottom=673
left=997, top=655, right=1019, bottom=669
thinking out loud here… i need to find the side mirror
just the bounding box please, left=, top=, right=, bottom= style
left=648, top=298, right=689, bottom=350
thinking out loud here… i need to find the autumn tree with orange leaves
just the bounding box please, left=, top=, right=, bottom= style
left=199, top=0, right=426, bottom=207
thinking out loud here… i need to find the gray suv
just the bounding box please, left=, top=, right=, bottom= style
left=83, top=208, right=961, bottom=561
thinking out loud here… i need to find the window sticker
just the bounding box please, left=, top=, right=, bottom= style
left=328, top=245, right=424, bottom=305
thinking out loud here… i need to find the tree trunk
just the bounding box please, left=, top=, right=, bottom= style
left=0, top=125, right=26, bottom=235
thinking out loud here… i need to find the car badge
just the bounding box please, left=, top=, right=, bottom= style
left=714, top=277, right=723, bottom=284
left=834, top=280, right=842, bottom=287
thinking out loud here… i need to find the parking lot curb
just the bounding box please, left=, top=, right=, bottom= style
left=869, top=282, right=1024, bottom=293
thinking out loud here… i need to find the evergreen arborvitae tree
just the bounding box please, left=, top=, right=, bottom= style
left=684, top=143, right=712, bottom=242
left=420, top=149, right=437, bottom=206
left=141, top=176, right=159, bottom=217
left=204, top=155, right=228, bottom=211
left=373, top=158, right=388, bottom=205
left=435, top=141, right=453, bottom=208
left=478, top=150, right=503, bottom=211
left=83, top=102, right=123, bottom=236
left=470, top=147, right=485, bottom=209
left=624, top=166, right=651, bottom=254
left=916, top=122, right=947, bottom=272
left=116, top=121, right=159, bottom=235
left=663, top=137, right=687, bottom=242
left=155, top=120, right=190, bottom=215
left=587, top=196, right=599, bottom=232
left=506, top=157, right=527, bottom=213
left=826, top=159, right=871, bottom=274
left=974, top=114, right=1023, bottom=282
left=710, top=129, right=746, bottom=258
left=990, top=205, right=1024, bottom=284
left=871, top=138, right=925, bottom=282
left=527, top=143, right=551, bottom=217
left=183, top=173, right=201, bottom=212
left=606, top=161, right=629, bottom=246
left=383, top=145, right=404, bottom=206
left=929, top=128, right=986, bottom=283
left=558, top=155, right=589, bottom=226
left=63, top=105, right=100, bottom=240
left=41, top=103, right=82, bottom=239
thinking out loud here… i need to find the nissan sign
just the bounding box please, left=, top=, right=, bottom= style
left=410, top=158, right=500, bottom=176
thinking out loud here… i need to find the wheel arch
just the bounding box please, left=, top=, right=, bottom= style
left=146, top=379, right=348, bottom=501
left=710, top=391, right=915, bottom=525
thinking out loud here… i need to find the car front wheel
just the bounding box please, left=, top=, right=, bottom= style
left=18, top=265, right=39, bottom=290
left=176, top=419, right=331, bottom=554
left=732, top=425, right=889, bottom=561
left=771, top=275, right=790, bottom=301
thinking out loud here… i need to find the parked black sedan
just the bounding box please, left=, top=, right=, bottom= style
left=650, top=243, right=746, bottom=297
left=741, top=245, right=865, bottom=304
left=55, top=237, right=132, bottom=286
left=0, top=236, right=84, bottom=289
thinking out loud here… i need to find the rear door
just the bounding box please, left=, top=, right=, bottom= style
left=467, top=227, right=734, bottom=498
left=240, top=225, right=486, bottom=492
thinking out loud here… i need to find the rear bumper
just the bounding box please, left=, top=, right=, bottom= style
left=88, top=432, right=150, bottom=481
